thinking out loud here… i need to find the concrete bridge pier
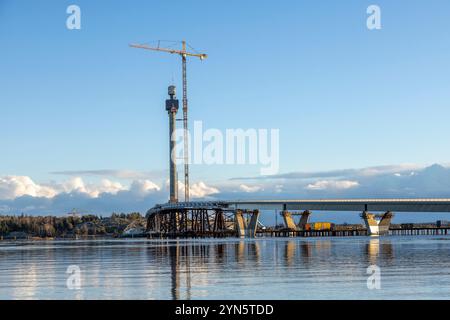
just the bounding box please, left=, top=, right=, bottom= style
left=247, top=210, right=260, bottom=237
left=281, top=211, right=296, bottom=230
left=235, top=210, right=260, bottom=238
left=235, top=210, right=246, bottom=237
left=378, top=211, right=394, bottom=234
left=361, top=211, right=394, bottom=236
left=298, top=210, right=311, bottom=230
left=281, top=210, right=311, bottom=230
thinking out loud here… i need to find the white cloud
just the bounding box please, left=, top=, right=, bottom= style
left=0, top=173, right=217, bottom=205
left=98, top=179, right=126, bottom=194
left=58, top=177, right=127, bottom=198
left=129, top=180, right=161, bottom=196
left=177, top=181, right=219, bottom=198
left=239, top=184, right=262, bottom=193
left=306, top=180, right=360, bottom=191
left=0, top=176, right=57, bottom=200
left=0, top=175, right=159, bottom=200
left=61, top=177, right=88, bottom=194
left=190, top=182, right=219, bottom=198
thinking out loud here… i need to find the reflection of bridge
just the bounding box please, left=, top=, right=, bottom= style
left=146, top=199, right=450, bottom=237
left=160, top=238, right=394, bottom=299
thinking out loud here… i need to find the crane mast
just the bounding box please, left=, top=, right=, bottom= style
left=181, top=42, right=189, bottom=202
left=130, top=40, right=207, bottom=202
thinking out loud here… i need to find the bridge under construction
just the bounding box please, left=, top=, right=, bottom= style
left=133, top=40, right=450, bottom=238
left=146, top=198, right=450, bottom=237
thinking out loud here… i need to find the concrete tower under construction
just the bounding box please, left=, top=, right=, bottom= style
left=166, top=85, right=179, bottom=203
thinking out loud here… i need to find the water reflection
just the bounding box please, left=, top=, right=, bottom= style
left=1, top=237, right=450, bottom=300
left=285, top=241, right=296, bottom=266
left=235, top=241, right=245, bottom=262
left=234, top=241, right=260, bottom=264
left=11, top=263, right=38, bottom=299
left=169, top=245, right=180, bottom=300
left=365, top=238, right=394, bottom=265
left=300, top=242, right=313, bottom=261
left=367, top=238, right=380, bottom=265
left=284, top=240, right=332, bottom=266
left=166, top=241, right=261, bottom=299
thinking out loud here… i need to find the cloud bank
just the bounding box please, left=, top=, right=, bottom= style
left=1, top=164, right=450, bottom=215
left=221, top=163, right=450, bottom=199
left=0, top=175, right=217, bottom=215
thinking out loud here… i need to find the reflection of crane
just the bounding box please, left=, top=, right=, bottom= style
left=130, top=40, right=207, bottom=202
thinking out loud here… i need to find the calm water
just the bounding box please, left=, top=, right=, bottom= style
left=1, top=236, right=450, bottom=300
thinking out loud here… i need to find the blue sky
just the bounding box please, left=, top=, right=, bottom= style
left=1, top=1, right=450, bottom=216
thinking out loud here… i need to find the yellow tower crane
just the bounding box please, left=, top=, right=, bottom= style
left=130, top=40, right=207, bottom=202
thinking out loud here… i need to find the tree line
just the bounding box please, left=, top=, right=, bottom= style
left=0, top=212, right=144, bottom=238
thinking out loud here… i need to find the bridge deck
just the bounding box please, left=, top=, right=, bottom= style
left=229, top=199, right=450, bottom=212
